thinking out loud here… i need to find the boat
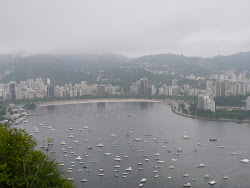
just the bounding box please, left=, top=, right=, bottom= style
left=183, top=183, right=191, bottom=187
left=60, top=141, right=66, bottom=145
left=205, top=174, right=209, bottom=178
left=81, top=179, right=87, bottom=182
left=128, top=114, right=132, bottom=116
left=145, top=129, right=152, bottom=136
left=97, top=143, right=104, bottom=147
left=134, top=138, right=141, bottom=141
left=197, top=164, right=205, bottom=168
left=182, top=135, right=190, bottom=139
left=73, top=140, right=79, bottom=143
left=114, top=173, right=119, bottom=177
left=99, top=173, right=104, bottom=176
left=69, top=135, right=74, bottom=138
left=76, top=156, right=82, bottom=160
left=104, top=152, right=111, bottom=156
left=208, top=180, right=216, bottom=185
left=210, top=139, right=217, bottom=141
left=223, top=176, right=228, bottom=179
left=169, top=166, right=175, bottom=169
left=114, top=157, right=121, bottom=161
left=139, top=183, right=144, bottom=187
left=140, top=178, right=147, bottom=183
left=183, top=174, right=189, bottom=177
left=126, top=167, right=133, bottom=171
left=87, top=146, right=92, bottom=149
left=241, top=158, right=249, bottom=163
left=154, top=174, right=159, bottom=178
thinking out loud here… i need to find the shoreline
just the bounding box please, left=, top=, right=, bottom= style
left=165, top=100, right=250, bottom=124
left=37, top=98, right=249, bottom=124
left=38, top=98, right=161, bottom=107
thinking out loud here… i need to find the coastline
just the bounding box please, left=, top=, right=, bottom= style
left=37, top=98, right=249, bottom=124
left=165, top=100, right=250, bottom=124
left=38, top=98, right=161, bottom=107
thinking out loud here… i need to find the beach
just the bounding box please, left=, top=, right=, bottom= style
left=38, top=98, right=161, bottom=107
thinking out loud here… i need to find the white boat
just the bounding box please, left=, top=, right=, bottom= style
left=99, top=173, right=104, bottom=176
left=73, top=140, right=79, bottom=143
left=223, top=176, right=228, bottom=179
left=197, top=164, right=205, bottom=168
left=205, top=174, right=209, bottom=178
left=104, top=152, right=111, bottom=156
left=183, top=174, right=189, bottom=177
left=154, top=174, right=159, bottom=178
left=114, top=157, right=121, bottom=161
left=157, top=160, right=165, bottom=163
left=69, top=135, right=74, bottom=138
left=83, top=126, right=88, bottom=129
left=183, top=183, right=191, bottom=187
left=60, top=141, right=66, bottom=145
left=167, top=176, right=171, bottom=179
left=134, top=138, right=141, bottom=141
left=169, top=166, right=175, bottom=169
left=182, top=135, right=190, bottom=139
left=67, top=178, right=73, bottom=181
left=126, top=167, right=133, bottom=171
left=172, top=159, right=177, bottom=162
left=208, top=180, right=216, bottom=185
left=81, top=179, right=87, bottom=182
left=140, top=178, right=147, bottom=183
left=76, top=156, right=82, bottom=160
left=139, top=183, right=144, bottom=187
left=155, top=153, right=160, bottom=156
left=241, top=158, right=249, bottom=163
left=97, top=143, right=104, bottom=147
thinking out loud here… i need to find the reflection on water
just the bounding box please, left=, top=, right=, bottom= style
left=23, top=102, right=250, bottom=188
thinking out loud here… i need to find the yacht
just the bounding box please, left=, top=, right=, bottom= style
left=114, top=157, right=121, bottom=161
left=73, top=140, right=79, bottom=143
left=241, top=158, right=249, bottom=163
left=99, top=173, right=104, bottom=176
left=197, top=164, right=205, bottom=168
left=183, top=183, right=191, bottom=187
left=208, top=180, right=216, bottom=185
left=76, top=156, right=82, bottom=160
left=126, top=167, right=133, bottom=171
left=182, top=135, right=190, bottom=139
left=139, top=183, right=144, bottom=187
left=134, top=138, right=141, bottom=141
left=97, top=143, right=104, bottom=147
left=69, top=135, right=74, bottom=138
left=104, top=152, right=111, bottom=156
left=183, top=174, right=189, bottom=177
left=60, top=141, right=66, bottom=145
left=81, top=179, right=87, bottom=182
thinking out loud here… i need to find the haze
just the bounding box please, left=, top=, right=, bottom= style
left=1, top=0, right=250, bottom=57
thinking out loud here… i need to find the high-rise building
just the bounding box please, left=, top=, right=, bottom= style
left=215, top=81, right=225, bottom=97
left=198, top=95, right=215, bottom=112
left=246, top=96, right=250, bottom=111
left=9, top=83, right=16, bottom=100
left=47, top=85, right=54, bottom=97
left=97, top=85, right=105, bottom=96
left=139, top=77, right=148, bottom=95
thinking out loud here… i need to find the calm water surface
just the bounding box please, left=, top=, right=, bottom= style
left=22, top=102, right=250, bottom=188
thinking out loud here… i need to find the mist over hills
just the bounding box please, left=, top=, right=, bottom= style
left=0, top=51, right=249, bottom=84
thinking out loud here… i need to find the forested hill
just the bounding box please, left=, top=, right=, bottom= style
left=0, top=51, right=249, bottom=84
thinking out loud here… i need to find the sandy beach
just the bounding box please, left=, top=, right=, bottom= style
left=38, top=98, right=161, bottom=107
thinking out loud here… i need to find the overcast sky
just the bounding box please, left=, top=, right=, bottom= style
left=0, top=0, right=250, bottom=57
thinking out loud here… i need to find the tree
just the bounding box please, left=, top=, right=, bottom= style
left=0, top=124, right=75, bottom=188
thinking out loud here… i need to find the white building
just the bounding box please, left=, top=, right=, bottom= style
left=246, top=96, right=250, bottom=111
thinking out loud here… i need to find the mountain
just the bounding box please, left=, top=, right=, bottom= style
left=0, top=51, right=249, bottom=84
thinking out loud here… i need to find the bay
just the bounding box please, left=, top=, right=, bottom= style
left=21, top=102, right=250, bottom=188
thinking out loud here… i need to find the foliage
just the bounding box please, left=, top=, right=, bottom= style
left=0, top=124, right=75, bottom=188
left=0, top=105, right=6, bottom=116
left=214, top=96, right=247, bottom=107
left=215, top=109, right=250, bottom=121
left=24, top=103, right=36, bottom=110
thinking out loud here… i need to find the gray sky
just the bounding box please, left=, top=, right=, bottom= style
left=0, top=0, right=250, bottom=57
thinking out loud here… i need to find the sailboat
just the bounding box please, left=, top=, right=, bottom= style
left=145, top=129, right=152, bottom=136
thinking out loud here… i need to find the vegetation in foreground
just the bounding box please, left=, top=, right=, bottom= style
left=0, top=124, right=75, bottom=188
